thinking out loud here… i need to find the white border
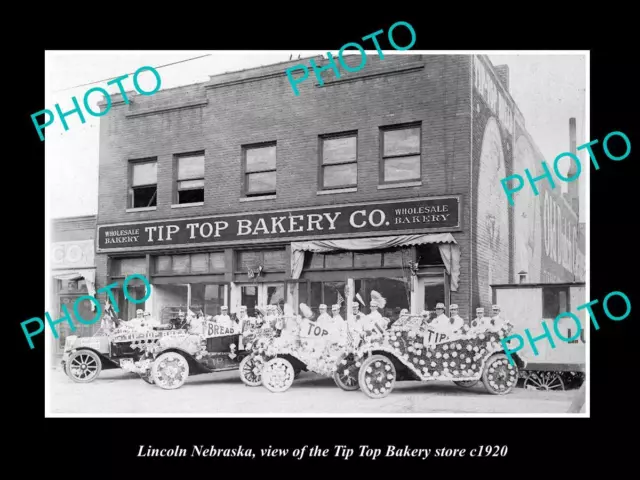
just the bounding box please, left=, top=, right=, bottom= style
left=44, top=50, right=589, bottom=418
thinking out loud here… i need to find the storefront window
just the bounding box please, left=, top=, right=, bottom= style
left=191, top=284, right=225, bottom=316
left=354, top=277, right=410, bottom=320
left=265, top=284, right=285, bottom=310
left=151, top=284, right=187, bottom=322
left=422, top=276, right=445, bottom=311
left=241, top=286, right=258, bottom=317
left=304, top=281, right=347, bottom=316
left=113, top=284, right=148, bottom=322
left=416, top=244, right=444, bottom=266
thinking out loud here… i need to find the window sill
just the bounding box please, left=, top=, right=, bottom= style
left=239, top=195, right=276, bottom=202
left=378, top=181, right=422, bottom=190
left=317, top=187, right=357, bottom=195
left=171, top=202, right=204, bottom=209
left=126, top=207, right=157, bottom=213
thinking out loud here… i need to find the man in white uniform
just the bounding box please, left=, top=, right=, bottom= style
left=448, top=304, right=465, bottom=336
left=330, top=304, right=346, bottom=343
left=489, top=304, right=509, bottom=331
left=346, top=302, right=364, bottom=345
left=331, top=304, right=344, bottom=323
left=216, top=306, right=235, bottom=331
left=469, top=307, right=490, bottom=334
left=317, top=304, right=332, bottom=325
left=432, top=303, right=450, bottom=331
left=365, top=300, right=388, bottom=335
left=316, top=304, right=339, bottom=344
left=128, top=309, right=145, bottom=328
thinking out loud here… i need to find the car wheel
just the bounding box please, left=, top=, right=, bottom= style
left=454, top=380, right=479, bottom=388
left=65, top=350, right=102, bottom=383
left=333, top=353, right=360, bottom=391
left=262, top=358, right=295, bottom=393
left=482, top=353, right=518, bottom=395
left=239, top=355, right=263, bottom=387
left=358, top=354, right=395, bottom=399
left=152, top=352, right=190, bottom=390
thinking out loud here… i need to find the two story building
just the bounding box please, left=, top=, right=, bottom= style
left=94, top=54, right=585, bottom=325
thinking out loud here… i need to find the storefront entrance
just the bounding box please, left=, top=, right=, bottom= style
left=240, top=282, right=286, bottom=316
left=57, top=294, right=97, bottom=353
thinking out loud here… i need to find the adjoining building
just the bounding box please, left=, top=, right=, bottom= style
left=51, top=215, right=97, bottom=356
left=94, top=54, right=585, bottom=326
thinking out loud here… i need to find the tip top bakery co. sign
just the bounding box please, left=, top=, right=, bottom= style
left=97, top=196, right=460, bottom=252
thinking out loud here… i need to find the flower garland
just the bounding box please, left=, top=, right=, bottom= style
left=355, top=324, right=513, bottom=382
left=246, top=328, right=353, bottom=378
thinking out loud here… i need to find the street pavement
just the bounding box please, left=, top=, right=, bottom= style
left=49, top=365, right=576, bottom=415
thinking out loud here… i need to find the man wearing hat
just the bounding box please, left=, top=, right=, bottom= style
left=448, top=304, right=465, bottom=336
left=364, top=300, right=388, bottom=335
left=315, top=304, right=338, bottom=343
left=317, top=304, right=332, bottom=324
left=432, top=303, right=449, bottom=329
left=489, top=304, right=509, bottom=331
left=469, top=307, right=490, bottom=334
left=216, top=306, right=234, bottom=331
left=130, top=308, right=144, bottom=323
left=331, top=304, right=344, bottom=323
left=347, top=302, right=364, bottom=338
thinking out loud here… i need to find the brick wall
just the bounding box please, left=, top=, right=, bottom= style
left=471, top=57, right=514, bottom=312
left=52, top=215, right=96, bottom=242
left=96, top=54, right=473, bottom=317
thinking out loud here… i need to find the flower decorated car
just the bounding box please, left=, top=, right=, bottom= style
left=349, top=314, right=527, bottom=399
left=61, top=313, right=190, bottom=384
left=130, top=313, right=255, bottom=390
left=240, top=304, right=373, bottom=393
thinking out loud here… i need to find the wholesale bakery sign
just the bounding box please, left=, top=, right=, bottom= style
left=97, top=196, right=460, bottom=252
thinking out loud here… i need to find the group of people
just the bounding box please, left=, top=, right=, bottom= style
left=414, top=303, right=510, bottom=338
left=100, top=301, right=510, bottom=346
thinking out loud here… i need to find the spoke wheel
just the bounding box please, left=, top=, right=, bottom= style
left=358, top=355, right=396, bottom=399
left=524, top=371, right=565, bottom=391
left=454, top=380, right=479, bottom=388
left=262, top=358, right=295, bottom=393
left=239, top=355, right=263, bottom=387
left=482, top=353, right=518, bottom=395
left=152, top=352, right=190, bottom=390
left=333, top=353, right=360, bottom=391
left=65, top=350, right=102, bottom=383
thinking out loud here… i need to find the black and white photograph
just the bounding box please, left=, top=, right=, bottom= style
left=44, top=50, right=588, bottom=416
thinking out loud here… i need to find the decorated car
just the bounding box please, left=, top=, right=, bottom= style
left=128, top=313, right=263, bottom=390
left=240, top=304, right=379, bottom=393
left=61, top=313, right=190, bottom=384
left=348, top=314, right=527, bottom=399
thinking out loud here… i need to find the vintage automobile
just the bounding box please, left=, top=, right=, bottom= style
left=61, top=318, right=190, bottom=384
left=240, top=305, right=377, bottom=393
left=130, top=316, right=269, bottom=390
left=347, top=314, right=527, bottom=399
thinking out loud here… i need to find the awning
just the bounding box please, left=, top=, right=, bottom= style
left=290, top=233, right=460, bottom=291
left=52, top=268, right=97, bottom=310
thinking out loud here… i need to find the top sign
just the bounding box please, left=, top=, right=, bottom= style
left=473, top=56, right=514, bottom=136
left=97, top=196, right=461, bottom=252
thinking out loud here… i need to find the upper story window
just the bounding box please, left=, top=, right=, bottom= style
left=380, top=123, right=422, bottom=184
left=175, top=153, right=205, bottom=204
left=243, top=142, right=276, bottom=197
left=319, top=132, right=357, bottom=190
left=129, top=158, right=157, bottom=208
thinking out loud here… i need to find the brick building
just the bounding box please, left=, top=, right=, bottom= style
left=93, top=54, right=585, bottom=330
left=51, top=215, right=97, bottom=355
